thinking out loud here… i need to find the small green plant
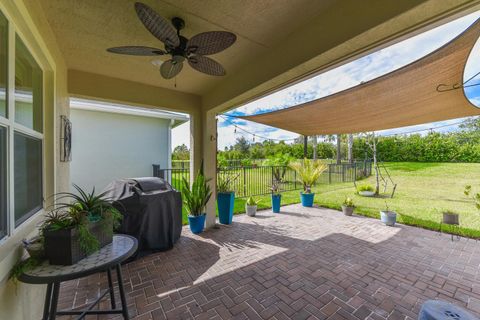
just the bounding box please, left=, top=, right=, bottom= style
left=55, top=184, right=121, bottom=221
left=264, top=154, right=294, bottom=183
left=10, top=185, right=122, bottom=282
left=43, top=185, right=123, bottom=254
left=289, top=158, right=328, bottom=193
left=182, top=170, right=212, bottom=216
left=246, top=197, right=259, bottom=206
left=270, top=180, right=281, bottom=195
left=343, top=197, right=354, bottom=207
left=9, top=257, right=41, bottom=283
left=41, top=209, right=99, bottom=255
left=357, top=184, right=374, bottom=192
left=443, top=210, right=458, bottom=215
left=464, top=185, right=480, bottom=210
left=217, top=172, right=239, bottom=193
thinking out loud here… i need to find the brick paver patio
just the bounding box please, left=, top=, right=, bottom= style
left=59, top=204, right=480, bottom=319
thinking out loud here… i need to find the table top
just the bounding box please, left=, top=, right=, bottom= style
left=19, top=235, right=138, bottom=284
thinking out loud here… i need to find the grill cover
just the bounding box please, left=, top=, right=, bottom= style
left=104, top=177, right=182, bottom=253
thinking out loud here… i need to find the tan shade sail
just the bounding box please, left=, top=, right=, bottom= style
left=240, top=19, right=480, bottom=135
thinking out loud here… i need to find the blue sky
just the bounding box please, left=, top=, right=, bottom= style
left=173, top=11, right=480, bottom=150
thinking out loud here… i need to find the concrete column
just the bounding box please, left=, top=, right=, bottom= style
left=203, top=110, right=217, bottom=229
left=189, top=109, right=203, bottom=182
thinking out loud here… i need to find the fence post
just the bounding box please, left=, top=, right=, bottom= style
left=152, top=164, right=160, bottom=177
left=271, top=165, right=274, bottom=184
left=342, top=164, right=345, bottom=182
left=328, top=164, right=332, bottom=184
left=243, top=166, right=247, bottom=197
left=354, top=163, right=357, bottom=180
left=294, top=170, right=297, bottom=190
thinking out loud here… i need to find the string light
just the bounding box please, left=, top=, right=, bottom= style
left=221, top=114, right=472, bottom=141
left=219, top=115, right=297, bottom=142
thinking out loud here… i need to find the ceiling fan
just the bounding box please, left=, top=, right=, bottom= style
left=107, top=2, right=236, bottom=79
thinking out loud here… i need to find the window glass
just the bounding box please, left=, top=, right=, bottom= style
left=0, top=12, right=7, bottom=118
left=14, top=132, right=42, bottom=226
left=15, top=35, right=42, bottom=132
left=0, top=126, right=6, bottom=238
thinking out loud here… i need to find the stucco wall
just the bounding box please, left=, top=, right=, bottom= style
left=70, top=108, right=171, bottom=192
left=0, top=1, right=70, bottom=319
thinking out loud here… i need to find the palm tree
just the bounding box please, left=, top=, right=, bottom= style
left=347, top=134, right=353, bottom=163
left=336, top=134, right=341, bottom=164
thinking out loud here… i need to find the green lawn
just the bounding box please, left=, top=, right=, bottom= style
left=180, top=162, right=480, bottom=238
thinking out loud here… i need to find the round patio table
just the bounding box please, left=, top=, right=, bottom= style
left=19, top=234, right=138, bottom=320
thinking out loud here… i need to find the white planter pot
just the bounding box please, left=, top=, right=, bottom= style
left=359, top=191, right=375, bottom=197
left=246, top=205, right=257, bottom=217
left=380, top=210, right=397, bottom=226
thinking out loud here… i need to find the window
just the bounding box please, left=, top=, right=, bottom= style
left=14, top=133, right=42, bottom=226
left=0, top=12, right=6, bottom=118
left=0, top=9, right=44, bottom=240
left=15, top=35, right=43, bottom=132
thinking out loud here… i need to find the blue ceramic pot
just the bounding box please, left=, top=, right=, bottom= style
left=271, top=194, right=281, bottom=213
left=380, top=211, right=397, bottom=226
left=217, top=192, right=235, bottom=224
left=300, top=193, right=315, bottom=207
left=188, top=214, right=206, bottom=234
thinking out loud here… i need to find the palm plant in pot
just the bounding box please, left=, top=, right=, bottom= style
left=289, top=159, right=327, bottom=207
left=271, top=181, right=282, bottom=213
left=342, top=197, right=355, bottom=216
left=42, top=184, right=122, bottom=265
left=182, top=170, right=212, bottom=234
left=245, top=197, right=260, bottom=217
left=216, top=172, right=239, bottom=225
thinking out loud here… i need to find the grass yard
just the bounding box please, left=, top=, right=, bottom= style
left=180, top=162, right=480, bottom=238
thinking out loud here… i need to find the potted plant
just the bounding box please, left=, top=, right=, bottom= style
left=442, top=210, right=459, bottom=225
left=289, top=159, right=327, bottom=207
left=357, top=184, right=375, bottom=197
left=245, top=197, right=259, bottom=217
left=271, top=181, right=282, bottom=213
left=216, top=173, right=239, bottom=225
left=342, top=197, right=355, bottom=216
left=42, top=184, right=122, bottom=265
left=182, top=170, right=212, bottom=234
left=380, top=201, right=397, bottom=226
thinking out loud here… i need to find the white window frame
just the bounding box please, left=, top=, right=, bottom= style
left=0, top=9, right=45, bottom=244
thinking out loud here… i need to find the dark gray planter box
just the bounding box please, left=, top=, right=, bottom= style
left=342, top=205, right=354, bottom=216
left=44, top=219, right=113, bottom=265
left=443, top=212, right=459, bottom=225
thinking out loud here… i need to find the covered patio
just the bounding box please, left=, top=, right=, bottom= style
left=2, top=1, right=480, bottom=319
left=59, top=205, right=480, bottom=319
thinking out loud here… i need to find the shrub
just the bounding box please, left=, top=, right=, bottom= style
left=358, top=184, right=374, bottom=192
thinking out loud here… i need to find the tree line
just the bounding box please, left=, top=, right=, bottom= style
left=172, top=117, right=480, bottom=163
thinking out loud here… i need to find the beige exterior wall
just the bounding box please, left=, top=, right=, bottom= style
left=0, top=0, right=69, bottom=319
left=0, top=1, right=204, bottom=318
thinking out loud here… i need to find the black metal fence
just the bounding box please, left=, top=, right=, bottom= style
left=153, top=161, right=372, bottom=198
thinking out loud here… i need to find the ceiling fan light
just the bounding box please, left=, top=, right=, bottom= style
left=172, top=55, right=185, bottom=63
